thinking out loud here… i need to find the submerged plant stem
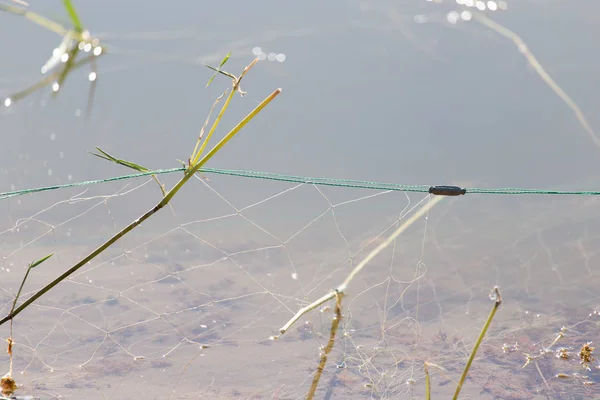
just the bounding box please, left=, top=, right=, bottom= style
left=306, top=292, right=344, bottom=400
left=424, top=363, right=431, bottom=400
left=452, top=286, right=502, bottom=400
left=278, top=195, right=443, bottom=335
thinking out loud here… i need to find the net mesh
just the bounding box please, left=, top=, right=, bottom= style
left=1, top=173, right=599, bottom=399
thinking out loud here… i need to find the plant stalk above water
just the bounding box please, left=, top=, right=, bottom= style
left=0, top=60, right=281, bottom=326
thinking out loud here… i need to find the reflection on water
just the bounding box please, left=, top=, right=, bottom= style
left=1, top=0, right=600, bottom=398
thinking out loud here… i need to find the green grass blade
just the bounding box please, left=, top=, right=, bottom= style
left=91, top=148, right=166, bottom=196
left=10, top=254, right=54, bottom=316
left=205, top=52, right=232, bottom=87
left=30, top=253, right=54, bottom=269
left=453, top=286, right=502, bottom=400
left=90, top=147, right=150, bottom=172
left=205, top=64, right=236, bottom=85
left=219, top=52, right=231, bottom=67
left=62, top=0, right=83, bottom=32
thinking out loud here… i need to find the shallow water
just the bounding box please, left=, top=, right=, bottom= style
left=1, top=185, right=599, bottom=399
left=2, top=1, right=600, bottom=399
